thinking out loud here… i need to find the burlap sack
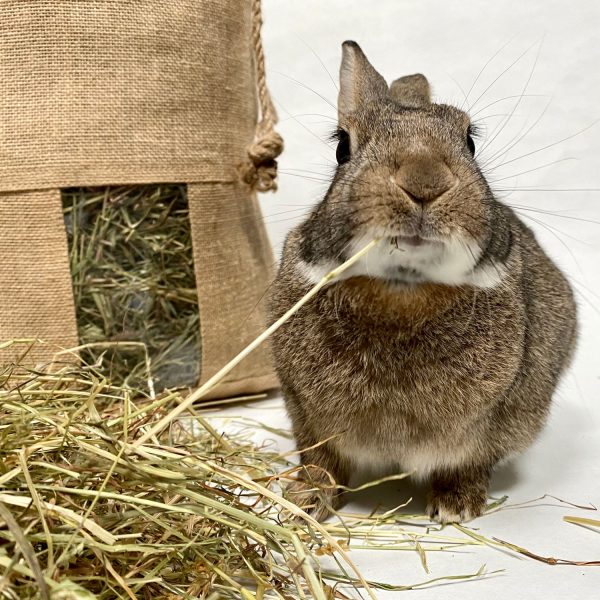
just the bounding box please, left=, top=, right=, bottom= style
left=0, top=0, right=282, bottom=397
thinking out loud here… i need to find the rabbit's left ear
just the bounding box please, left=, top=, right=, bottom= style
left=389, top=74, right=431, bottom=108
left=338, top=41, right=388, bottom=123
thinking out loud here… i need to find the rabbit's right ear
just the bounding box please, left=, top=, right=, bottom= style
left=338, top=41, right=388, bottom=125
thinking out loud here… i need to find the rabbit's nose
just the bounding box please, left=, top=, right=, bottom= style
left=396, top=156, right=456, bottom=204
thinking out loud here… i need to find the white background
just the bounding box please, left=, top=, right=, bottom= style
left=231, top=1, right=600, bottom=597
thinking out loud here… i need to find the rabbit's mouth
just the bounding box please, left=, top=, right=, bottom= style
left=389, top=234, right=443, bottom=250
left=391, top=234, right=424, bottom=248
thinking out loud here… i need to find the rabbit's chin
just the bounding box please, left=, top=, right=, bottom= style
left=298, top=231, right=506, bottom=289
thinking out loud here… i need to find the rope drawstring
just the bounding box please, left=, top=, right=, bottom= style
left=239, top=0, right=283, bottom=193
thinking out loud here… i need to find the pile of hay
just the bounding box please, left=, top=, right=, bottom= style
left=0, top=344, right=497, bottom=599
left=62, top=185, right=201, bottom=393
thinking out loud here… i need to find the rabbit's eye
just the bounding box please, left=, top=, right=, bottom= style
left=336, top=129, right=351, bottom=165
left=466, top=133, right=475, bottom=156
left=466, top=125, right=477, bottom=156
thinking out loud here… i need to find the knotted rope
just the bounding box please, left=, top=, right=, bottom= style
left=239, top=0, right=284, bottom=193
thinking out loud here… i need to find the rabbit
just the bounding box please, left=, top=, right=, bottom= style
left=268, top=41, right=577, bottom=523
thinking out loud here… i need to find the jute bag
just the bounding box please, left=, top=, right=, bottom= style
left=0, top=0, right=282, bottom=398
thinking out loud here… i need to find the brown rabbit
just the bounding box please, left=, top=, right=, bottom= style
left=269, top=41, right=577, bottom=523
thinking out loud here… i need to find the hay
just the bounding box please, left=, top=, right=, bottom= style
left=564, top=516, right=600, bottom=531
left=0, top=348, right=497, bottom=599
left=62, top=185, right=201, bottom=393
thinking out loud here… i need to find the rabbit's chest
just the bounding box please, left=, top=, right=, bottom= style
left=276, top=275, right=523, bottom=463
left=323, top=343, right=489, bottom=471
left=310, top=282, right=522, bottom=419
left=304, top=304, right=522, bottom=458
left=319, top=327, right=503, bottom=417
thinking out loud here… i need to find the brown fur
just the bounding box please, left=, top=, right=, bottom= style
left=269, top=42, right=577, bottom=523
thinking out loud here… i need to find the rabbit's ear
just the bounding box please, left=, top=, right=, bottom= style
left=389, top=74, right=431, bottom=108
left=338, top=41, right=388, bottom=122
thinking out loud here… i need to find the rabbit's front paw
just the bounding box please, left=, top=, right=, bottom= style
left=285, top=479, right=339, bottom=522
left=427, top=486, right=486, bottom=523
left=427, top=468, right=490, bottom=524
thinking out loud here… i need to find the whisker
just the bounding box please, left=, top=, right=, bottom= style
left=493, top=187, right=600, bottom=193
left=461, top=36, right=518, bottom=110
left=488, top=117, right=600, bottom=170
left=276, top=102, right=334, bottom=155
left=469, top=40, right=540, bottom=112
left=486, top=157, right=576, bottom=183
left=505, top=205, right=600, bottom=226
left=298, top=36, right=339, bottom=92
left=482, top=97, right=553, bottom=167
left=513, top=211, right=584, bottom=243
left=478, top=38, right=544, bottom=155
left=447, top=72, right=470, bottom=111
left=280, top=113, right=337, bottom=123
left=272, top=71, right=337, bottom=110
left=469, top=94, right=549, bottom=120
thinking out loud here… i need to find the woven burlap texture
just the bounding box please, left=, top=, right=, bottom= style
left=0, top=190, right=80, bottom=363
left=0, top=0, right=278, bottom=396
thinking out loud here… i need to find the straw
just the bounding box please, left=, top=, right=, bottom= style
left=0, top=351, right=493, bottom=598
left=62, top=185, right=201, bottom=393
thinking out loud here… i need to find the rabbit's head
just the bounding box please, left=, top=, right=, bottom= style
left=298, top=41, right=512, bottom=288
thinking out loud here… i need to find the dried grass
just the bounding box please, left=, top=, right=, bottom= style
left=62, top=185, right=201, bottom=393
left=0, top=349, right=498, bottom=599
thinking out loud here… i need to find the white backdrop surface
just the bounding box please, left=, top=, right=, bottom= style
left=229, top=1, right=600, bottom=597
